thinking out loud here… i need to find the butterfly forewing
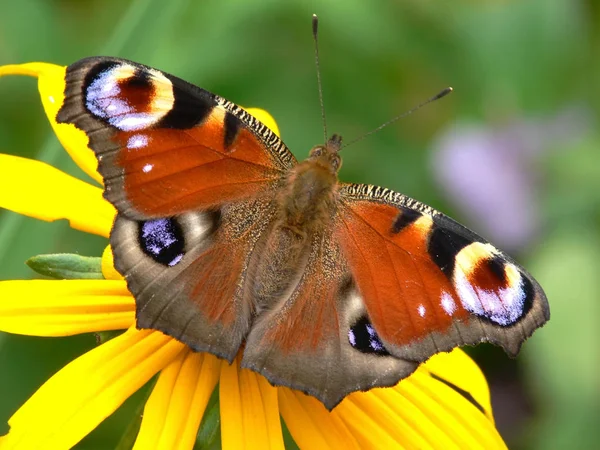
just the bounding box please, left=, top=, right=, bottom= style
left=57, top=57, right=296, bottom=220
left=338, top=183, right=549, bottom=361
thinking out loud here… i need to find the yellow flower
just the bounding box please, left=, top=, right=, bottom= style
left=0, top=62, right=507, bottom=449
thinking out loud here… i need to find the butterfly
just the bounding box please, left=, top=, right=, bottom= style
left=56, top=56, right=549, bottom=410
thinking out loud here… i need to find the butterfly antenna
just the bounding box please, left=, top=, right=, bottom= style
left=341, top=87, right=453, bottom=150
left=312, top=14, right=328, bottom=143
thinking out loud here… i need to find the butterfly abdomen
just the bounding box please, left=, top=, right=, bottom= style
left=281, top=159, right=339, bottom=234
left=247, top=159, right=339, bottom=312
left=249, top=226, right=311, bottom=314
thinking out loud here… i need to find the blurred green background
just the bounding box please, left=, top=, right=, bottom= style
left=0, top=0, right=598, bottom=448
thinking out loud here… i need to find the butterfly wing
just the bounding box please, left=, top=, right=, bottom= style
left=242, top=229, right=418, bottom=410
left=57, top=57, right=295, bottom=219
left=56, top=57, right=296, bottom=360
left=110, top=198, right=276, bottom=361
left=336, top=183, right=549, bottom=361
left=241, top=182, right=548, bottom=409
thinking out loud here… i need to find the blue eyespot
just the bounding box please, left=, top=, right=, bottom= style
left=139, top=218, right=184, bottom=267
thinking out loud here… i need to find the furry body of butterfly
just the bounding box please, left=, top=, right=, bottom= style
left=251, top=136, right=342, bottom=312
left=56, top=57, right=549, bottom=410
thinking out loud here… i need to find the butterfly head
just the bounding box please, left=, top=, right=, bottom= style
left=308, top=134, right=342, bottom=174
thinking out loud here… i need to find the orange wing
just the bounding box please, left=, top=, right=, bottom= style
left=57, top=57, right=295, bottom=219
left=337, top=183, right=549, bottom=362
left=240, top=182, right=548, bottom=409
left=55, top=57, right=294, bottom=361
left=242, top=230, right=417, bottom=410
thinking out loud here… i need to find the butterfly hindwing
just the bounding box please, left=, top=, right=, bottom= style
left=110, top=197, right=277, bottom=362
left=241, top=229, right=417, bottom=409
left=56, top=57, right=296, bottom=220
left=337, top=183, right=549, bottom=362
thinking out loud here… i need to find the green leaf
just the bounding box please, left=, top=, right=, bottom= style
left=26, top=253, right=103, bottom=279
left=113, top=376, right=158, bottom=450
left=281, top=418, right=300, bottom=450
left=195, top=385, right=222, bottom=450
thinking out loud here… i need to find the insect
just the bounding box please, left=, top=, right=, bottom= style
left=56, top=30, right=549, bottom=410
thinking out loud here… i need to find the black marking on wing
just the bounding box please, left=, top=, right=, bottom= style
left=518, top=272, right=535, bottom=323
left=391, top=206, right=422, bottom=234
left=427, top=217, right=479, bottom=277
left=348, top=316, right=390, bottom=356
left=224, top=111, right=242, bottom=150
left=127, top=68, right=153, bottom=89
left=159, top=73, right=215, bottom=129
left=487, top=254, right=508, bottom=284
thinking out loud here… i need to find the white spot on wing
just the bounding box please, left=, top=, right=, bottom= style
left=142, top=163, right=153, bottom=173
left=440, top=292, right=456, bottom=316
left=418, top=304, right=426, bottom=317
left=127, top=134, right=149, bottom=149
left=168, top=254, right=183, bottom=266
left=348, top=329, right=356, bottom=346
left=114, top=114, right=156, bottom=131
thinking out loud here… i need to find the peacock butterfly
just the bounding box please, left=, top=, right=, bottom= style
left=55, top=45, right=549, bottom=410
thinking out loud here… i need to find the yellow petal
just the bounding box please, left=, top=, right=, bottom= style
left=220, top=359, right=284, bottom=450
left=330, top=349, right=506, bottom=450
left=134, top=350, right=220, bottom=450
left=422, top=348, right=493, bottom=421
left=0, top=63, right=101, bottom=183
left=0, top=154, right=115, bottom=237
left=343, top=383, right=455, bottom=450
left=102, top=245, right=123, bottom=280
left=0, top=328, right=185, bottom=450
left=407, top=371, right=506, bottom=449
left=245, top=108, right=280, bottom=137
left=333, top=395, right=408, bottom=450
left=0, top=279, right=134, bottom=336
left=278, top=387, right=360, bottom=449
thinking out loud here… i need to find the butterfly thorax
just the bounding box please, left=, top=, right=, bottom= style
left=279, top=134, right=342, bottom=235
left=280, top=160, right=338, bottom=235
left=249, top=136, right=343, bottom=311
